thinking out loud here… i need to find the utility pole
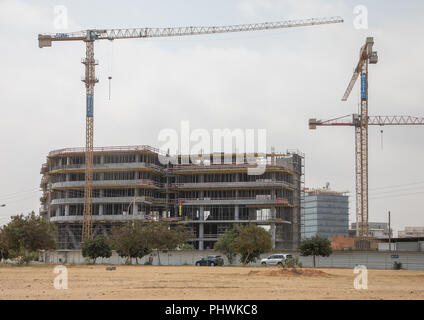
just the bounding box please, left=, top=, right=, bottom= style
left=388, top=210, right=391, bottom=252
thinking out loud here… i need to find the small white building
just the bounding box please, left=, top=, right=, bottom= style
left=398, top=227, right=424, bottom=238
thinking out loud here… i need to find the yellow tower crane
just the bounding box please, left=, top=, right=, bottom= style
left=309, top=114, right=424, bottom=237
left=340, top=37, right=378, bottom=238
left=38, top=16, right=343, bottom=242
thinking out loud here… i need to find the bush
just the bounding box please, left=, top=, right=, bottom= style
left=110, top=223, right=151, bottom=264
left=15, top=251, right=39, bottom=265
left=0, top=213, right=56, bottom=254
left=141, top=222, right=192, bottom=265
left=81, top=235, right=112, bottom=264
left=281, top=256, right=303, bottom=269
left=299, top=235, right=332, bottom=268
left=393, top=261, right=402, bottom=270
left=214, top=227, right=238, bottom=265
left=178, top=243, right=195, bottom=250
left=233, top=224, right=272, bottom=265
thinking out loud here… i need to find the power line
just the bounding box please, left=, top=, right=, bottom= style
left=370, top=186, right=424, bottom=196
left=369, top=180, right=424, bottom=191
left=0, top=194, right=40, bottom=208
left=0, top=190, right=41, bottom=202
left=370, top=190, right=424, bottom=200
left=0, top=187, right=40, bottom=199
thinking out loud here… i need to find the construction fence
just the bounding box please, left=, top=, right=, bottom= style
left=40, top=250, right=424, bottom=270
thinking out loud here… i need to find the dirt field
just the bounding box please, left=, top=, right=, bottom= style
left=0, top=264, right=423, bottom=300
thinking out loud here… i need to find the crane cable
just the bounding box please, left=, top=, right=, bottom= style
left=108, top=39, right=114, bottom=100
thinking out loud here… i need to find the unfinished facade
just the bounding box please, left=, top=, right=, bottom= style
left=40, top=146, right=304, bottom=250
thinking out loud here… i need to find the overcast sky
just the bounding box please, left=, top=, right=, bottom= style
left=0, top=0, right=423, bottom=235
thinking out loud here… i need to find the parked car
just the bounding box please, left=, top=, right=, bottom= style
left=195, top=255, right=224, bottom=266
left=260, top=253, right=293, bottom=266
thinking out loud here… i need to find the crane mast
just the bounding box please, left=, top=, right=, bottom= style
left=38, top=16, right=343, bottom=243
left=340, top=37, right=378, bottom=238
left=81, top=36, right=97, bottom=240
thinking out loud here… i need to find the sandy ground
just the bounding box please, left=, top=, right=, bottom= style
left=0, top=264, right=423, bottom=300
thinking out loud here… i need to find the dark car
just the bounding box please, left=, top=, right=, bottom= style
left=195, top=255, right=224, bottom=266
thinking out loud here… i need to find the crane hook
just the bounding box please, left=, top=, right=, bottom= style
left=380, top=129, right=384, bottom=150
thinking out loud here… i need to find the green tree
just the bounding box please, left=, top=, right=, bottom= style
left=177, top=243, right=195, bottom=250
left=0, top=212, right=56, bottom=261
left=141, top=222, right=191, bottom=265
left=0, top=231, right=9, bottom=261
left=298, top=235, right=333, bottom=267
left=214, top=227, right=239, bottom=264
left=233, top=224, right=272, bottom=265
left=81, top=235, right=112, bottom=264
left=110, top=222, right=151, bottom=264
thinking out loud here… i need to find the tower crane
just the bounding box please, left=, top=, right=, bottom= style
left=38, top=16, right=344, bottom=242
left=309, top=37, right=378, bottom=239
left=309, top=113, right=424, bottom=237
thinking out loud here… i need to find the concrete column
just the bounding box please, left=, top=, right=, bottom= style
left=47, top=189, right=52, bottom=219
left=100, top=155, right=104, bottom=164
left=66, top=157, right=70, bottom=165
left=271, top=224, right=276, bottom=249
left=99, top=204, right=103, bottom=216
left=66, top=174, right=70, bottom=182
left=198, top=174, right=205, bottom=249
left=271, top=172, right=276, bottom=219
left=200, top=206, right=204, bottom=221
left=271, top=207, right=276, bottom=219
left=235, top=174, right=239, bottom=220
left=135, top=154, right=140, bottom=162
left=199, top=224, right=204, bottom=250
left=56, top=206, right=61, bottom=217
left=65, top=205, right=69, bottom=216
left=133, top=201, right=138, bottom=216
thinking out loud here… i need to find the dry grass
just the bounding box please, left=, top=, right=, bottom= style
left=251, top=267, right=331, bottom=277
left=0, top=264, right=423, bottom=300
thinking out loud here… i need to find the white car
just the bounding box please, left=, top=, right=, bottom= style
left=260, top=253, right=293, bottom=266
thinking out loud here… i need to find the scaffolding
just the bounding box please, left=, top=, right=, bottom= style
left=40, top=146, right=304, bottom=250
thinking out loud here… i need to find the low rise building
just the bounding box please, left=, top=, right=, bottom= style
left=349, top=222, right=392, bottom=239
left=301, top=185, right=349, bottom=239
left=398, top=227, right=424, bottom=238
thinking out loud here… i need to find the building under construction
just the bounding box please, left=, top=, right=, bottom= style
left=40, top=146, right=304, bottom=250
